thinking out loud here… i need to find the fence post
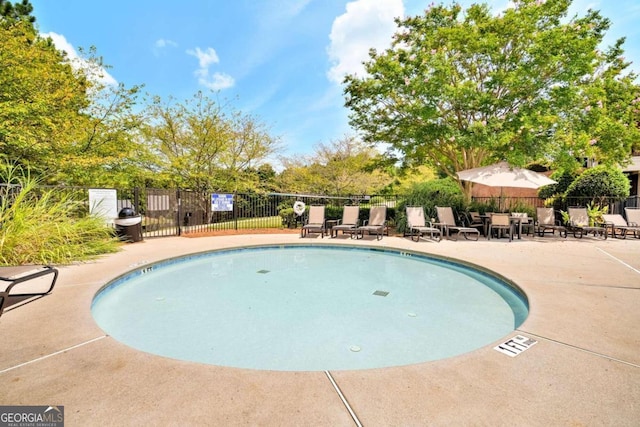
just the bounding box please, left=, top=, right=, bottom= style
left=133, top=187, right=140, bottom=214
left=177, top=189, right=182, bottom=236
left=234, top=191, right=238, bottom=230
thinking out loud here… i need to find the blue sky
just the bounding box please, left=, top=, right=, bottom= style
left=30, top=0, right=640, bottom=161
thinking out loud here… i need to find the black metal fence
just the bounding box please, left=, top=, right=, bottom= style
left=3, top=183, right=639, bottom=239
left=471, top=195, right=640, bottom=215
left=118, top=189, right=399, bottom=238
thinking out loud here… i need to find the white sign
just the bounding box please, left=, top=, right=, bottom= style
left=494, top=335, right=538, bottom=357
left=89, top=189, right=118, bottom=224
left=212, top=194, right=233, bottom=212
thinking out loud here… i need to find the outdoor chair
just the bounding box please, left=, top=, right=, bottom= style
left=0, top=265, right=59, bottom=317
left=301, top=205, right=326, bottom=238
left=488, top=213, right=514, bottom=242
left=405, top=206, right=441, bottom=242
left=602, top=214, right=640, bottom=239
left=567, top=207, right=607, bottom=239
left=625, top=207, right=640, bottom=227
left=461, top=211, right=485, bottom=236
left=535, top=207, right=567, bottom=237
left=330, top=206, right=360, bottom=238
left=434, top=206, right=480, bottom=241
left=356, top=206, right=387, bottom=240
left=510, top=212, right=534, bottom=237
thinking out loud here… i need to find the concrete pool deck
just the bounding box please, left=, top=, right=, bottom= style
left=1, top=233, right=639, bottom=426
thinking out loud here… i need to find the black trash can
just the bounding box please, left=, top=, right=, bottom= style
left=114, top=207, right=143, bottom=242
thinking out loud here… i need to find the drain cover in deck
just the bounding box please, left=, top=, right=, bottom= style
left=373, top=290, right=389, bottom=297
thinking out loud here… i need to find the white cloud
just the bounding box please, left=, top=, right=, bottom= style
left=187, top=47, right=234, bottom=90
left=187, top=47, right=220, bottom=68
left=41, top=32, right=117, bottom=87
left=326, top=0, right=404, bottom=84
left=155, top=38, right=178, bottom=48
left=198, top=71, right=235, bottom=91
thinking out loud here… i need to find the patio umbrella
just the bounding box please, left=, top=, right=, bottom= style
left=457, top=161, right=556, bottom=189
left=457, top=161, right=557, bottom=210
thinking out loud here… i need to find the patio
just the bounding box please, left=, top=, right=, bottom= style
left=1, top=233, right=639, bottom=426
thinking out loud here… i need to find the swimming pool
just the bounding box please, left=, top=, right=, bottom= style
left=92, top=245, right=528, bottom=371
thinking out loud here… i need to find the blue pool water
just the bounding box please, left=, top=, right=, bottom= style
left=92, top=245, right=528, bottom=371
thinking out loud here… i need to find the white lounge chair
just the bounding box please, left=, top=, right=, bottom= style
left=301, top=205, right=326, bottom=238
left=356, top=206, right=387, bottom=240
left=567, top=207, right=607, bottom=239
left=535, top=207, right=567, bottom=238
left=602, top=214, right=640, bottom=239
left=330, top=206, right=360, bottom=238
left=435, top=206, right=479, bottom=241
left=405, top=206, right=441, bottom=242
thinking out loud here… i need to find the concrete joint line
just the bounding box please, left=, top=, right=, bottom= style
left=0, top=335, right=107, bottom=374
left=325, top=370, right=363, bottom=427
left=596, top=247, right=640, bottom=275
left=518, top=331, right=640, bottom=369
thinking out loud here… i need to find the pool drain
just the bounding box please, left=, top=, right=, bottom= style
left=373, top=290, right=389, bottom=297
left=257, top=269, right=270, bottom=274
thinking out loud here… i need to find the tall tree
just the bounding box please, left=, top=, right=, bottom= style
left=143, top=91, right=281, bottom=191
left=277, top=135, right=392, bottom=196
left=0, top=0, right=35, bottom=23
left=0, top=19, right=90, bottom=176
left=343, top=0, right=640, bottom=196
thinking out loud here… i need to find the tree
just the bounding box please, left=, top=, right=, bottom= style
left=0, top=0, right=35, bottom=23
left=277, top=135, right=392, bottom=196
left=142, top=91, right=281, bottom=191
left=343, top=0, right=640, bottom=197
left=564, top=165, right=630, bottom=205
left=0, top=20, right=90, bottom=176
left=0, top=15, right=146, bottom=187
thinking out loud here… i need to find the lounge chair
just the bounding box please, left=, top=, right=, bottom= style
left=535, top=207, right=567, bottom=237
left=356, top=206, right=387, bottom=240
left=457, top=211, right=485, bottom=236
left=434, top=206, right=480, bottom=241
left=301, top=205, right=326, bottom=238
left=602, top=214, right=640, bottom=239
left=405, top=206, right=441, bottom=242
left=0, top=265, right=59, bottom=317
left=567, top=207, right=607, bottom=239
left=625, top=207, right=640, bottom=227
left=330, top=206, right=360, bottom=238
left=488, top=213, right=514, bottom=241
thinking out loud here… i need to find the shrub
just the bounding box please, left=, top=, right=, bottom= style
left=396, top=178, right=464, bottom=233
left=538, top=170, right=578, bottom=199
left=564, top=165, right=630, bottom=206
left=0, top=164, right=120, bottom=265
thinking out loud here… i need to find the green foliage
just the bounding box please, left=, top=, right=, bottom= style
left=277, top=136, right=392, bottom=196
left=538, top=170, right=579, bottom=199
left=0, top=164, right=120, bottom=265
left=343, top=0, right=640, bottom=197
left=0, top=0, right=35, bottom=23
left=0, top=20, right=90, bottom=176
left=564, top=165, right=630, bottom=204
left=142, top=91, right=281, bottom=192
left=586, top=201, right=608, bottom=225
left=396, top=178, right=464, bottom=233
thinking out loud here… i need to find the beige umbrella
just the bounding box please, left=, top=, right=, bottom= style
left=457, top=161, right=556, bottom=189
left=457, top=161, right=556, bottom=211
